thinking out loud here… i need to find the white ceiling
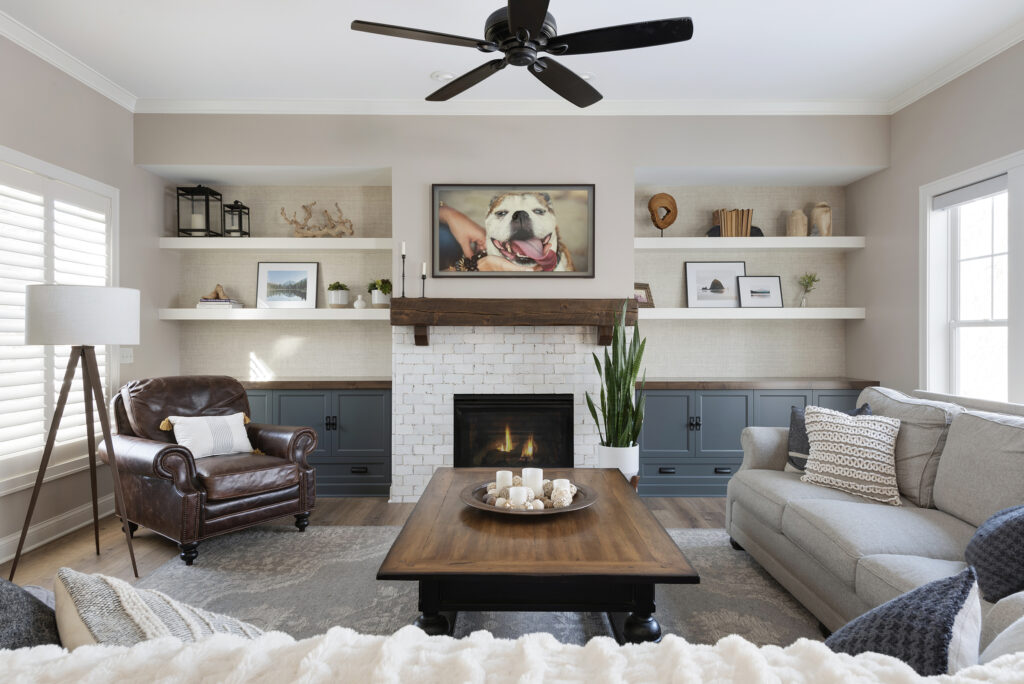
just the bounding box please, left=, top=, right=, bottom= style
left=1, top=0, right=1023, bottom=114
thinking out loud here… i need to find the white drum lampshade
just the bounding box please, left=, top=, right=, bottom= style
left=25, top=285, right=140, bottom=346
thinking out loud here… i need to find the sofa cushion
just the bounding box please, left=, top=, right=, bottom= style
left=167, top=412, right=254, bottom=459
left=856, top=554, right=968, bottom=608
left=934, top=411, right=1024, bottom=528
left=856, top=387, right=964, bottom=508
left=781, top=499, right=976, bottom=588
left=787, top=403, right=872, bottom=470
left=982, top=590, right=1024, bottom=653
left=965, top=505, right=1024, bottom=603
left=194, top=452, right=299, bottom=500
left=826, top=568, right=981, bottom=676
left=0, top=578, right=60, bottom=649
left=728, top=469, right=869, bottom=532
left=981, top=615, right=1024, bottom=665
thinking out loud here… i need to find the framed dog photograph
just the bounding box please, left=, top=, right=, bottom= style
left=432, top=184, right=595, bottom=277
left=684, top=261, right=746, bottom=308
left=256, top=262, right=318, bottom=308
left=738, top=275, right=784, bottom=308
left=634, top=282, right=654, bottom=308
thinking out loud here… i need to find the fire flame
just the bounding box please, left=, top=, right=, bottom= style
left=502, top=424, right=512, bottom=452
left=523, top=434, right=536, bottom=458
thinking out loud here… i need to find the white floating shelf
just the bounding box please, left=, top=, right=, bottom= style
left=633, top=236, right=865, bottom=251
left=638, top=307, right=865, bottom=320
left=159, top=308, right=391, bottom=321
left=159, top=237, right=393, bottom=251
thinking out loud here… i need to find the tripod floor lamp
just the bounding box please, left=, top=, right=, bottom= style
left=8, top=284, right=140, bottom=582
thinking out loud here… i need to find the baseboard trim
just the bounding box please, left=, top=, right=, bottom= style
left=0, top=493, right=115, bottom=566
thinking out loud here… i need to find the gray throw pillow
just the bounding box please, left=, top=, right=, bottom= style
left=788, top=403, right=871, bottom=470
left=965, top=505, right=1024, bottom=602
left=826, top=568, right=981, bottom=676
left=0, top=578, right=61, bottom=649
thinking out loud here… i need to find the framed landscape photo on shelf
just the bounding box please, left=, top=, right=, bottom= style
left=256, top=262, right=318, bottom=309
left=684, top=261, right=746, bottom=308
left=738, top=275, right=784, bottom=308
left=432, top=184, right=595, bottom=278
left=634, top=282, right=654, bottom=308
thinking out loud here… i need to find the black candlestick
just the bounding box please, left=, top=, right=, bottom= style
left=401, top=254, right=407, bottom=297
left=421, top=274, right=426, bottom=298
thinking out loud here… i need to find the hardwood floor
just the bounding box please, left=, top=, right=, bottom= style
left=1, top=496, right=725, bottom=591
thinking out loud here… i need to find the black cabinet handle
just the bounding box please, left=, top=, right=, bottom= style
left=351, top=466, right=368, bottom=474
left=687, top=417, right=695, bottom=431
left=324, top=416, right=332, bottom=431
left=658, top=467, right=677, bottom=474
left=695, top=416, right=702, bottom=431
left=714, top=467, right=732, bottom=475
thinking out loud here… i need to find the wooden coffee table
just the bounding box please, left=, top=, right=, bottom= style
left=377, top=467, right=699, bottom=643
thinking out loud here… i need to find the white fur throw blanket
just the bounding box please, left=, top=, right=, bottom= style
left=3, top=625, right=1023, bottom=683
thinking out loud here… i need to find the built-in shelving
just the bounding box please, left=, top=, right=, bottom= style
left=638, top=307, right=865, bottom=321
left=159, top=237, right=392, bottom=251
left=633, top=236, right=865, bottom=251
left=158, top=308, right=391, bottom=321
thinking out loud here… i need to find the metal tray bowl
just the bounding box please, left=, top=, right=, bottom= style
left=459, top=481, right=597, bottom=516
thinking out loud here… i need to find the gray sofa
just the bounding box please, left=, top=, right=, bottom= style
left=726, top=386, right=1024, bottom=648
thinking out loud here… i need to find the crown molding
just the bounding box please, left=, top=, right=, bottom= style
left=887, top=19, right=1024, bottom=114
left=133, top=97, right=889, bottom=116
left=0, top=11, right=137, bottom=111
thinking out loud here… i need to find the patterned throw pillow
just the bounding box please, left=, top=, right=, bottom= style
left=965, top=505, right=1024, bottom=602
left=55, top=567, right=263, bottom=650
left=800, top=406, right=901, bottom=505
left=166, top=412, right=253, bottom=459
left=788, top=403, right=872, bottom=470
left=827, top=568, right=981, bottom=676
left=0, top=578, right=60, bottom=649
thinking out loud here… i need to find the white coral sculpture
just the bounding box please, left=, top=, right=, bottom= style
left=280, top=201, right=355, bottom=237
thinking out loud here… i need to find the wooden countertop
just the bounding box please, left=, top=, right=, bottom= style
left=639, top=378, right=878, bottom=390
left=240, top=377, right=391, bottom=390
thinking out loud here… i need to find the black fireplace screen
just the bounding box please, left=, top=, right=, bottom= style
left=453, top=394, right=573, bottom=468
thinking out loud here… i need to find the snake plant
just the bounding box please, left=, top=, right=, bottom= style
left=585, top=301, right=647, bottom=448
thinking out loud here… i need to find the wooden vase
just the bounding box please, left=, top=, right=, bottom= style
left=786, top=210, right=808, bottom=237
left=810, top=203, right=833, bottom=236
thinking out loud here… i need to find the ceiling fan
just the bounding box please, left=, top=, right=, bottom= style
left=351, top=1, right=694, bottom=108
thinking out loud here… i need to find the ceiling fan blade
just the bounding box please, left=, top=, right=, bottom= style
left=426, top=60, right=507, bottom=101
left=351, top=20, right=497, bottom=51
left=507, top=0, right=550, bottom=39
left=547, top=18, right=693, bottom=55
left=530, top=58, right=602, bottom=108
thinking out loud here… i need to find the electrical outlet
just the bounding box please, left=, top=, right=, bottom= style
left=119, top=347, right=134, bottom=364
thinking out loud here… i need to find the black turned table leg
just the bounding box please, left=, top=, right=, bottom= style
left=623, top=584, right=662, bottom=644
left=415, top=580, right=455, bottom=636
left=414, top=612, right=451, bottom=636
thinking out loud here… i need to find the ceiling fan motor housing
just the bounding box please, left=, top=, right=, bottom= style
left=484, top=7, right=558, bottom=65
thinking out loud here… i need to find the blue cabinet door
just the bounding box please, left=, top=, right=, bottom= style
left=812, top=389, right=863, bottom=413
left=274, top=390, right=331, bottom=459
left=638, top=390, right=694, bottom=459
left=753, top=390, right=812, bottom=427
left=694, top=390, right=752, bottom=460
left=333, top=390, right=391, bottom=460
left=245, top=390, right=275, bottom=424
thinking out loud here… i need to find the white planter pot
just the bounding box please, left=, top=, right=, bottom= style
left=326, top=290, right=350, bottom=308
left=597, top=444, right=640, bottom=481
left=371, top=291, right=391, bottom=308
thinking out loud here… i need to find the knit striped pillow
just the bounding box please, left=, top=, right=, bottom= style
left=167, top=412, right=253, bottom=459
left=801, top=406, right=902, bottom=506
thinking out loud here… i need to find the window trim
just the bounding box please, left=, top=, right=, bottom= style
left=0, top=144, right=120, bottom=494
left=919, top=148, right=1024, bottom=402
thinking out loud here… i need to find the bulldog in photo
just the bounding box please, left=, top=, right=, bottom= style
left=483, top=192, right=575, bottom=272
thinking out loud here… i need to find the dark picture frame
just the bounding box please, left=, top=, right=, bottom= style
left=256, top=261, right=318, bottom=309
left=432, top=184, right=595, bottom=278
left=738, top=275, right=784, bottom=308
left=684, top=261, right=747, bottom=308
left=634, top=282, right=654, bottom=308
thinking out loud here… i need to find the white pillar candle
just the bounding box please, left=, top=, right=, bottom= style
left=190, top=213, right=205, bottom=230
left=495, top=470, right=513, bottom=492
left=508, top=486, right=528, bottom=506
left=401, top=241, right=407, bottom=256
left=522, top=468, right=543, bottom=497
left=421, top=261, right=427, bottom=276
left=552, top=478, right=571, bottom=493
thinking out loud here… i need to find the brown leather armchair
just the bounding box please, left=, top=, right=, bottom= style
left=99, top=375, right=316, bottom=565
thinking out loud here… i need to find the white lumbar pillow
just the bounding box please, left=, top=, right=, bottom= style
left=167, top=413, right=253, bottom=459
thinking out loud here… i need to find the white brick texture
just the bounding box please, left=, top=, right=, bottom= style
left=391, top=325, right=604, bottom=502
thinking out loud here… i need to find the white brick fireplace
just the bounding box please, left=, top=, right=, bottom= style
left=390, top=325, right=605, bottom=502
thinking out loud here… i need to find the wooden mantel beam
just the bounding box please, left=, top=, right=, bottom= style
left=390, top=298, right=637, bottom=347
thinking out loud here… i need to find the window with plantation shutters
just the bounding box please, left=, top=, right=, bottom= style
left=0, top=159, right=113, bottom=467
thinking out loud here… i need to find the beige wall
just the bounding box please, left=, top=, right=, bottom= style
left=846, top=41, right=1024, bottom=392
left=0, top=36, right=178, bottom=555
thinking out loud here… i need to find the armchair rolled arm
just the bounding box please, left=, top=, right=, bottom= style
left=739, top=426, right=790, bottom=472
left=99, top=434, right=202, bottom=495
left=246, top=424, right=317, bottom=469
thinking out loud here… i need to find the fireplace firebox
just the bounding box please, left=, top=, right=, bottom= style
left=453, top=394, right=573, bottom=468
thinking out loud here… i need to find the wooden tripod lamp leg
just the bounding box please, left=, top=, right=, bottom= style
left=8, top=348, right=80, bottom=582
left=81, top=348, right=102, bottom=556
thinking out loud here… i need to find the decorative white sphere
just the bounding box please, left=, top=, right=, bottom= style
left=485, top=494, right=497, bottom=506
left=531, top=499, right=545, bottom=510
left=542, top=481, right=553, bottom=497
left=486, top=482, right=497, bottom=492
left=512, top=475, right=523, bottom=486
left=494, top=497, right=507, bottom=508
left=524, top=487, right=536, bottom=501
left=552, top=490, right=573, bottom=508
left=497, top=486, right=511, bottom=500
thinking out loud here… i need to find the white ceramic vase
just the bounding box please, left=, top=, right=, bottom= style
left=326, top=290, right=349, bottom=308
left=597, top=444, right=640, bottom=481
left=353, top=294, right=368, bottom=310
left=371, top=291, right=391, bottom=308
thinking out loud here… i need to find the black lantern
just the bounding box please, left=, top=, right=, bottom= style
left=176, top=185, right=222, bottom=237
left=223, top=200, right=251, bottom=237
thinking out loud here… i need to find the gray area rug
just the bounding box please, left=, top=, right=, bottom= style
left=137, top=526, right=819, bottom=646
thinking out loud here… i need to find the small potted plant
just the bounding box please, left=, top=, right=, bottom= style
left=326, top=282, right=350, bottom=308
left=798, top=272, right=820, bottom=308
left=586, top=302, right=646, bottom=483
left=368, top=278, right=393, bottom=308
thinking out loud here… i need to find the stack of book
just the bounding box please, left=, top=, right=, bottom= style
left=196, top=298, right=243, bottom=309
